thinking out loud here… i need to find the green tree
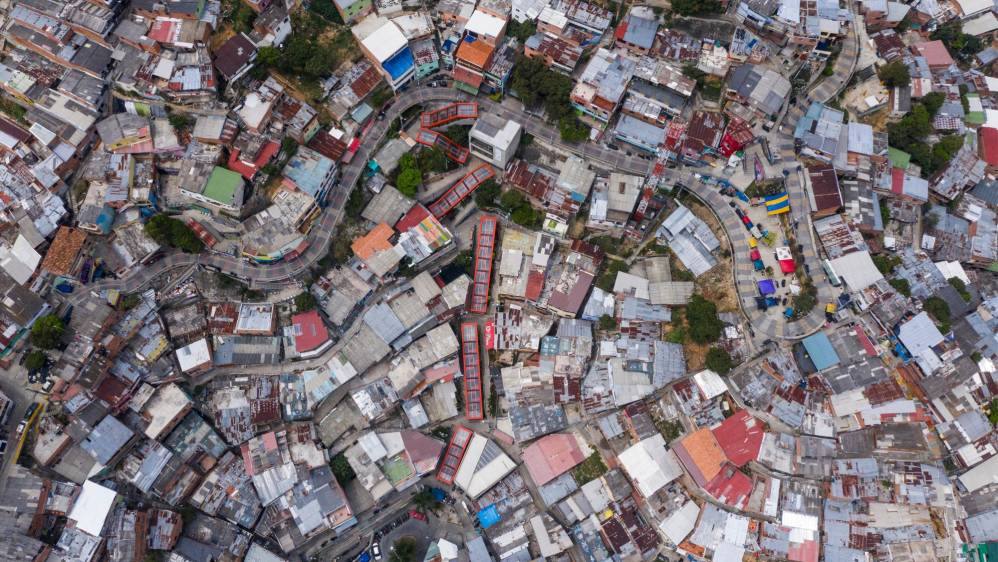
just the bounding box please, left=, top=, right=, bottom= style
left=923, top=296, right=951, bottom=326
left=921, top=91, right=946, bottom=116
left=294, top=291, right=318, bottom=311
left=705, top=347, right=733, bottom=374
left=507, top=19, right=537, bottom=42
left=30, top=315, right=64, bottom=350
left=872, top=254, right=901, bottom=275
left=889, top=278, right=911, bottom=297
left=330, top=453, right=356, bottom=484
left=989, top=398, right=998, bottom=426
left=256, top=46, right=280, bottom=69
left=168, top=114, right=192, bottom=132
left=598, top=314, right=617, bottom=331
left=413, top=489, right=442, bottom=513
left=878, top=60, right=911, bottom=88
left=686, top=295, right=723, bottom=344
left=397, top=167, right=422, bottom=197
left=417, top=147, right=449, bottom=174
left=558, top=116, right=590, bottom=142
left=144, top=214, right=204, bottom=253
left=670, top=0, right=722, bottom=16
left=948, top=277, right=972, bottom=302
left=24, top=350, right=46, bottom=371
left=474, top=179, right=501, bottom=209
left=390, top=538, right=418, bottom=562
left=657, top=419, right=684, bottom=441
left=510, top=205, right=539, bottom=227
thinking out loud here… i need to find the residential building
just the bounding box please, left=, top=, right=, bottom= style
left=469, top=114, right=522, bottom=168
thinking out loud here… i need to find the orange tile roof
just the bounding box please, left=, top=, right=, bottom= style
left=675, top=428, right=727, bottom=486
left=456, top=38, right=494, bottom=69
left=40, top=226, right=87, bottom=275
left=351, top=222, right=394, bottom=260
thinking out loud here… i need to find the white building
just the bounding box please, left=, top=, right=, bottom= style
left=352, top=16, right=415, bottom=91
left=469, top=113, right=522, bottom=168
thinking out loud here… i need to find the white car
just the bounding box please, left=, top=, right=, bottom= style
left=372, top=543, right=382, bottom=561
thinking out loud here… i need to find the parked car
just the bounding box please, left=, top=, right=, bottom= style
left=409, top=510, right=427, bottom=522
left=0, top=440, right=8, bottom=455
left=372, top=543, right=382, bottom=561
left=15, top=420, right=26, bottom=435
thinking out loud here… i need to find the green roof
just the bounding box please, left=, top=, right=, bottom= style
left=888, top=147, right=910, bottom=169
left=203, top=166, right=243, bottom=206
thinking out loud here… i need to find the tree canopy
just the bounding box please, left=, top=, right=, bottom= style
left=706, top=347, right=733, bottom=374
left=144, top=214, right=204, bottom=253
left=30, top=315, right=64, bottom=350
left=877, top=60, right=910, bottom=88
left=510, top=55, right=590, bottom=141
left=670, top=0, right=723, bottom=16
left=687, top=295, right=723, bottom=344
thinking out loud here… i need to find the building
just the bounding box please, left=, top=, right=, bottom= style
left=614, top=7, right=658, bottom=54
left=213, top=33, right=257, bottom=82
left=180, top=166, right=245, bottom=214
left=805, top=163, right=843, bottom=217
left=469, top=114, right=522, bottom=168
left=352, top=16, right=415, bottom=91
left=571, top=48, right=635, bottom=125
left=334, top=0, right=373, bottom=23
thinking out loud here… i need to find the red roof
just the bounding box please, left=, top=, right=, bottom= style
left=452, top=65, right=485, bottom=89
left=395, top=204, right=431, bottom=233
left=980, top=127, right=998, bottom=165
left=711, top=410, right=764, bottom=467
left=914, top=40, right=954, bottom=68
left=779, top=258, right=796, bottom=274
left=521, top=434, right=586, bottom=486
left=227, top=140, right=280, bottom=179
left=704, top=463, right=752, bottom=509
left=525, top=270, right=545, bottom=301
left=291, top=310, right=329, bottom=352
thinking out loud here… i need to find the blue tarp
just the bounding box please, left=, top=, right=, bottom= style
left=478, top=504, right=501, bottom=528
left=758, top=279, right=776, bottom=295
left=802, top=331, right=841, bottom=371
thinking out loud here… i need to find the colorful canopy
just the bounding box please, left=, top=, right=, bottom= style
left=764, top=192, right=791, bottom=215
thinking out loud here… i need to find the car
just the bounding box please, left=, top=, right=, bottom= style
left=41, top=379, right=55, bottom=393
left=728, top=201, right=736, bottom=208
left=372, top=543, right=382, bottom=561
left=409, top=510, right=427, bottom=522
left=15, top=421, right=26, bottom=435
left=0, top=440, right=7, bottom=455
left=23, top=403, right=38, bottom=420
left=741, top=215, right=752, bottom=225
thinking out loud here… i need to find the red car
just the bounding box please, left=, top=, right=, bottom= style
left=409, top=510, right=427, bottom=522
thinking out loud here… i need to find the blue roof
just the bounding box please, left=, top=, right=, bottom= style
left=802, top=331, right=840, bottom=371
left=97, top=205, right=115, bottom=235
left=478, top=504, right=501, bottom=528
left=383, top=46, right=414, bottom=80
left=284, top=146, right=336, bottom=200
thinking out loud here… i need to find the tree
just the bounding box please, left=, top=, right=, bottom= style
left=144, top=214, right=204, bottom=253
left=397, top=167, right=422, bottom=197
left=872, top=254, right=901, bottom=275
left=923, top=296, right=951, bottom=326
left=294, top=291, right=318, bottom=311
left=330, top=453, right=355, bottom=484
left=417, top=147, right=449, bottom=174
left=889, top=278, right=911, bottom=297
left=598, top=314, right=617, bottom=331
left=474, top=179, right=501, bottom=209
left=507, top=19, right=537, bottom=42
left=657, top=419, right=684, bottom=441
left=413, top=489, right=442, bottom=513
left=390, top=538, right=418, bottom=562
left=168, top=114, right=192, bottom=132
left=510, top=205, right=539, bottom=227
left=878, top=61, right=911, bottom=88
left=921, top=92, right=946, bottom=116
left=705, top=347, right=734, bottom=374
left=989, top=397, right=998, bottom=426
left=30, top=315, right=64, bottom=350
left=686, top=295, right=723, bottom=344
left=948, top=277, right=972, bottom=302
left=558, top=116, right=590, bottom=142
left=670, top=0, right=722, bottom=16
left=24, top=350, right=46, bottom=371
left=256, top=46, right=280, bottom=69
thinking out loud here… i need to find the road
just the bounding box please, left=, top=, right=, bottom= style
left=74, top=22, right=861, bottom=336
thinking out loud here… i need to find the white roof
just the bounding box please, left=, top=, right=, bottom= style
left=962, top=11, right=998, bottom=35
left=958, top=452, right=998, bottom=492
left=781, top=511, right=820, bottom=532
left=538, top=5, right=568, bottom=27
left=934, top=260, right=970, bottom=285
left=0, top=235, right=41, bottom=285
left=68, top=481, right=117, bottom=536
left=454, top=434, right=517, bottom=498
left=693, top=369, right=727, bottom=400
left=898, top=312, right=944, bottom=356
left=362, top=20, right=409, bottom=62
left=828, top=251, right=883, bottom=291
left=465, top=9, right=506, bottom=38
left=358, top=431, right=388, bottom=461
left=176, top=338, right=211, bottom=372
left=617, top=434, right=683, bottom=497
left=956, top=0, right=992, bottom=15
left=612, top=271, right=649, bottom=300
left=659, top=501, right=700, bottom=545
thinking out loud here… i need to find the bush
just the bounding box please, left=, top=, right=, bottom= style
left=705, top=347, right=733, bottom=374
left=168, top=114, right=192, bottom=131
left=144, top=214, right=204, bottom=253
left=670, top=0, right=722, bottom=16
left=558, top=116, right=590, bottom=142
left=889, top=278, right=911, bottom=297
left=989, top=398, right=998, bottom=426
left=657, top=419, right=684, bottom=441
left=572, top=452, right=608, bottom=484
left=598, top=314, right=616, bottom=331
left=872, top=254, right=901, bottom=275
left=687, top=295, right=723, bottom=344
left=30, top=315, right=65, bottom=350
left=474, top=179, right=501, bottom=209
left=397, top=167, right=422, bottom=197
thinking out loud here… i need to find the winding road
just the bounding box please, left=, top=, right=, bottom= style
left=77, top=19, right=860, bottom=341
